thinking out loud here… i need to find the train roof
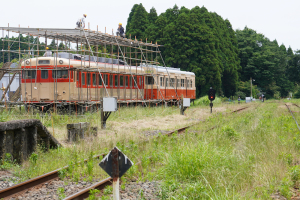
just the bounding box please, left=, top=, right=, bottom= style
left=141, top=64, right=195, bottom=76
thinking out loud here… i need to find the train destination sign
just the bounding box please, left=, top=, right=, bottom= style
left=99, top=147, right=133, bottom=179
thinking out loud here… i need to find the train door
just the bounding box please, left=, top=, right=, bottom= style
left=39, top=69, right=50, bottom=100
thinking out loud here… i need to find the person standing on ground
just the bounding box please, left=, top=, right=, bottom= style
left=238, top=96, right=241, bottom=104
left=76, top=14, right=87, bottom=29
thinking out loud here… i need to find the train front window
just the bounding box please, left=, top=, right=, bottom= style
left=38, top=60, right=50, bottom=65
left=165, top=78, right=168, bottom=87
left=23, top=70, right=36, bottom=79
left=52, top=70, right=68, bottom=78
left=41, top=70, right=48, bottom=79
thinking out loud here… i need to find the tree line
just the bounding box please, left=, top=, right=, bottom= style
left=126, top=4, right=300, bottom=99
left=1, top=4, right=300, bottom=99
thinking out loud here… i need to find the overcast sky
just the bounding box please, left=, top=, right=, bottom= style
left=1, top=0, right=299, bottom=51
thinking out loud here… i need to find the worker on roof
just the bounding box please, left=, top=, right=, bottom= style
left=43, top=47, right=52, bottom=57
left=116, top=23, right=125, bottom=38
left=76, top=14, right=87, bottom=29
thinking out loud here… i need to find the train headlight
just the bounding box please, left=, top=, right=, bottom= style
left=25, top=60, right=30, bottom=65
left=59, top=60, right=63, bottom=64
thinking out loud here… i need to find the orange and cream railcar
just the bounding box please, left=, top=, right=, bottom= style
left=21, top=54, right=196, bottom=107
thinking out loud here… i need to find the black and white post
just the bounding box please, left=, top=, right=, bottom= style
left=99, top=147, right=133, bottom=200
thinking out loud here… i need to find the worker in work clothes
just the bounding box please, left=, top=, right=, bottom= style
left=238, top=96, right=241, bottom=104
left=76, top=14, right=87, bottom=29
left=43, top=47, right=52, bottom=57
left=117, top=23, right=125, bottom=38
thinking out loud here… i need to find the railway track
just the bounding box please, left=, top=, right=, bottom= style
left=0, top=105, right=253, bottom=200
left=285, top=103, right=300, bottom=131
left=0, top=154, right=106, bottom=199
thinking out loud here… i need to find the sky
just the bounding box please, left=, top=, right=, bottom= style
left=1, top=0, right=300, bottom=50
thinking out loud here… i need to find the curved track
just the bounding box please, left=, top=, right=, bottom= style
left=0, top=105, right=253, bottom=199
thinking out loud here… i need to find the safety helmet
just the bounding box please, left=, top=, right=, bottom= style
left=119, top=23, right=122, bottom=25
left=46, top=47, right=49, bottom=50
left=83, top=14, right=87, bottom=17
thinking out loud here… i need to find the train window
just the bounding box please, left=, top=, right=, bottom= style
left=92, top=74, right=96, bottom=86
left=82, top=73, right=85, bottom=85
left=181, top=79, right=185, bottom=87
left=114, top=75, right=118, bottom=87
left=52, top=70, right=68, bottom=78
left=23, top=70, right=36, bottom=79
left=133, top=76, right=137, bottom=88
left=170, top=78, right=175, bottom=87
left=166, top=78, right=168, bottom=87
left=87, top=73, right=91, bottom=85
left=177, top=79, right=180, bottom=88
left=41, top=70, right=48, bottom=79
left=125, top=76, right=128, bottom=87
left=38, top=60, right=50, bottom=65
left=104, top=74, right=108, bottom=86
left=160, top=77, right=164, bottom=87
left=110, top=75, right=113, bottom=87
left=120, top=75, right=124, bottom=87
left=130, top=76, right=133, bottom=88
left=190, top=80, right=192, bottom=88
left=98, top=74, right=102, bottom=86
left=146, top=76, right=154, bottom=85
left=186, top=80, right=189, bottom=88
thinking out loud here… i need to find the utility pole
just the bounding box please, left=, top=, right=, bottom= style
left=250, top=77, right=252, bottom=100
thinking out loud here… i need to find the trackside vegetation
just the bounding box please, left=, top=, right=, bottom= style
left=1, top=101, right=300, bottom=199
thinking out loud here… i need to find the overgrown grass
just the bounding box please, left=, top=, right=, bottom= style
left=2, top=101, right=299, bottom=199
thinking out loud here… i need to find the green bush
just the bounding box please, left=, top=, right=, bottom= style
left=290, top=165, right=300, bottom=185
left=193, top=96, right=221, bottom=106
left=222, top=125, right=238, bottom=139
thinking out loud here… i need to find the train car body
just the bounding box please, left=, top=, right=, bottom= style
left=21, top=54, right=196, bottom=107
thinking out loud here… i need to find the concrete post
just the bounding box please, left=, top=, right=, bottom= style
left=27, top=126, right=37, bottom=154
left=5, top=131, right=14, bottom=162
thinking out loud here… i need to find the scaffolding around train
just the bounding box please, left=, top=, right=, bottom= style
left=0, top=25, right=196, bottom=112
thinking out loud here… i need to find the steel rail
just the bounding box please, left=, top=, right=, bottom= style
left=0, top=154, right=105, bottom=199
left=0, top=105, right=252, bottom=199
left=64, top=105, right=252, bottom=199
left=285, top=104, right=300, bottom=132
left=63, top=177, right=113, bottom=200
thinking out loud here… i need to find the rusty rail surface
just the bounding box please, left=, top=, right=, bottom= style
left=64, top=106, right=252, bottom=199
left=0, top=105, right=252, bottom=199
left=63, top=177, right=113, bottom=200
left=285, top=104, right=300, bottom=132
left=0, top=154, right=105, bottom=199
